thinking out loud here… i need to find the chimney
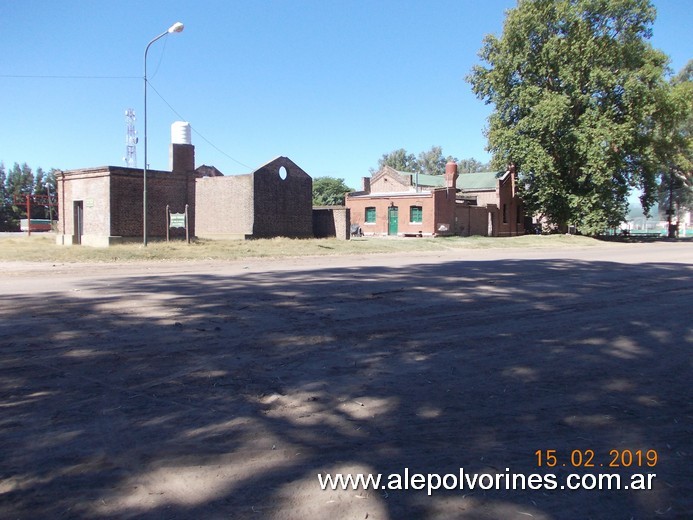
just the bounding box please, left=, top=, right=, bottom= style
left=362, top=177, right=371, bottom=193
left=169, top=121, right=195, bottom=173
left=444, top=160, right=458, bottom=189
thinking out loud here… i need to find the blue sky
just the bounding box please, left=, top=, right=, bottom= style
left=1, top=0, right=691, bottom=190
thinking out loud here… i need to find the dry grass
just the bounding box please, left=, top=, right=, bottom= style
left=0, top=233, right=602, bottom=263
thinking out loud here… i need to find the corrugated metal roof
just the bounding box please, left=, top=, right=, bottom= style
left=456, top=171, right=501, bottom=190
left=412, top=171, right=501, bottom=191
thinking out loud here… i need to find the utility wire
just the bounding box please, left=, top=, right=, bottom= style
left=0, top=74, right=139, bottom=79
left=2, top=71, right=254, bottom=171
left=148, top=34, right=168, bottom=81
left=147, top=81, right=253, bottom=170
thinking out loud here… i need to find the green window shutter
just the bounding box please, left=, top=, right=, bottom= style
left=365, top=207, right=376, bottom=223
left=410, top=206, right=422, bottom=223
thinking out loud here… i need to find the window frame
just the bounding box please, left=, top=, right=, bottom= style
left=365, top=206, right=376, bottom=224
left=409, top=205, right=423, bottom=224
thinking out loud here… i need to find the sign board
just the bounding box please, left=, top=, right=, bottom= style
left=170, top=213, right=186, bottom=228
left=166, top=204, right=190, bottom=243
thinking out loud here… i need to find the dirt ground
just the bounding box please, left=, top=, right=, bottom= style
left=0, top=241, right=691, bottom=519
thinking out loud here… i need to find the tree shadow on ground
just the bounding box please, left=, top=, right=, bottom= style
left=0, top=258, right=691, bottom=519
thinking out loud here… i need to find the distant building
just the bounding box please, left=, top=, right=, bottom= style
left=345, top=162, right=525, bottom=237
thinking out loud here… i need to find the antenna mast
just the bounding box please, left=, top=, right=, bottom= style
left=124, top=108, right=138, bottom=167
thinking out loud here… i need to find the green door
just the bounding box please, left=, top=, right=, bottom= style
left=388, top=206, right=398, bottom=235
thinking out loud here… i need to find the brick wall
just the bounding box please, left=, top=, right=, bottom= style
left=57, top=168, right=111, bottom=245
left=110, top=168, right=193, bottom=239
left=346, top=192, right=440, bottom=236
left=195, top=175, right=254, bottom=239
left=370, top=166, right=411, bottom=193
left=496, top=173, right=525, bottom=236
left=313, top=207, right=351, bottom=240
left=169, top=143, right=194, bottom=173
left=456, top=204, right=490, bottom=236
left=57, top=166, right=195, bottom=245
left=432, top=188, right=457, bottom=235
left=468, top=190, right=498, bottom=207
left=57, top=156, right=315, bottom=245
left=252, top=157, right=313, bottom=238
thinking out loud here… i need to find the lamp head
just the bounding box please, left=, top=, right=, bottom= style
left=168, top=22, right=184, bottom=33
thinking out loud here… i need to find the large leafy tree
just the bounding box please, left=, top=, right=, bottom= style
left=468, top=0, right=673, bottom=233
left=417, top=146, right=459, bottom=176
left=373, top=146, right=462, bottom=175
left=658, top=60, right=693, bottom=235
left=373, top=148, right=420, bottom=173
left=312, top=176, right=354, bottom=206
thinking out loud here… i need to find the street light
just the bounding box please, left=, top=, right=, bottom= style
left=44, top=181, right=53, bottom=224
left=143, top=21, right=184, bottom=246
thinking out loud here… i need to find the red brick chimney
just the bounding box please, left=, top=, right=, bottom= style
left=169, top=121, right=195, bottom=173
left=445, top=160, right=458, bottom=189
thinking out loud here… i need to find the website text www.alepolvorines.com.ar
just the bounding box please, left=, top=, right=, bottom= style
left=317, top=467, right=657, bottom=496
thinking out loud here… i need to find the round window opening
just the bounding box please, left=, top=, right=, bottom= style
left=278, top=166, right=288, bottom=180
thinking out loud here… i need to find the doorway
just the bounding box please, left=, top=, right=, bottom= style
left=73, top=201, right=83, bottom=245
left=388, top=206, right=398, bottom=236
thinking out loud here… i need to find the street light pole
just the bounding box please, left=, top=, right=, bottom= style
left=45, top=181, right=53, bottom=224
left=143, top=21, right=184, bottom=246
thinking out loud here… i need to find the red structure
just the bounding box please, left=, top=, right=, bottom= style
left=12, top=194, right=58, bottom=235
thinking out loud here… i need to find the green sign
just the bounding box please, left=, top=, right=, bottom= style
left=170, top=213, right=186, bottom=228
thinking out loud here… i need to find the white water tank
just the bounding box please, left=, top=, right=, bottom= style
left=171, top=121, right=191, bottom=145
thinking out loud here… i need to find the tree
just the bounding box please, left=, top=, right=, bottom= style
left=468, top=0, right=673, bottom=234
left=458, top=157, right=491, bottom=173
left=33, top=167, right=47, bottom=219
left=45, top=168, right=59, bottom=222
left=6, top=162, right=34, bottom=198
left=312, top=177, right=354, bottom=206
left=5, top=162, right=34, bottom=227
left=372, top=147, right=465, bottom=175
left=658, top=60, right=693, bottom=236
left=417, top=146, right=459, bottom=176
left=0, top=162, right=9, bottom=231
left=373, top=148, right=419, bottom=173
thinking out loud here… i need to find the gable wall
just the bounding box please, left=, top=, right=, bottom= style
left=370, top=173, right=411, bottom=193
left=252, top=158, right=313, bottom=238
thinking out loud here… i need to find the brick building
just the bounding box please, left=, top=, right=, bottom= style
left=195, top=156, right=313, bottom=240
left=56, top=123, right=320, bottom=246
left=345, top=163, right=459, bottom=237
left=346, top=162, right=524, bottom=237
left=56, top=131, right=198, bottom=247
left=56, top=166, right=195, bottom=247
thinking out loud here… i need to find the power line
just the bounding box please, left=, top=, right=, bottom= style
left=2, top=71, right=254, bottom=172
left=147, top=81, right=253, bottom=170
left=0, top=74, right=139, bottom=79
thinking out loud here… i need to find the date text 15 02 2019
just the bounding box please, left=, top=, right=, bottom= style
left=535, top=449, right=658, bottom=468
